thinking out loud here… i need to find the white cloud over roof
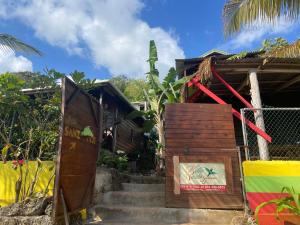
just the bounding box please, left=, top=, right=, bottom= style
left=0, top=51, right=32, bottom=73
left=0, top=0, right=185, bottom=78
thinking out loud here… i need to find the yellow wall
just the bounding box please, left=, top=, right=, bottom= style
left=0, top=161, right=55, bottom=207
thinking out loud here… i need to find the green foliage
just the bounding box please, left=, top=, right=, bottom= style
left=123, top=79, right=148, bottom=102
left=110, top=75, right=148, bottom=102
left=110, top=75, right=130, bottom=93
left=97, top=149, right=128, bottom=171
left=227, top=51, right=248, bottom=60
left=255, top=186, right=300, bottom=224
left=227, top=37, right=292, bottom=60
left=260, top=38, right=289, bottom=52
left=0, top=69, right=96, bottom=162
left=70, top=70, right=97, bottom=89
left=135, top=40, right=189, bottom=162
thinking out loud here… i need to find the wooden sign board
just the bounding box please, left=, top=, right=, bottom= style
left=165, top=103, right=243, bottom=209
left=53, top=77, right=101, bottom=220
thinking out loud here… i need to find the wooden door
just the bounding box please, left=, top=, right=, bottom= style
left=165, top=103, right=243, bottom=209
left=53, top=77, right=102, bottom=220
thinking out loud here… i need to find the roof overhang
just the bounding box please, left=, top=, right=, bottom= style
left=178, top=56, right=300, bottom=97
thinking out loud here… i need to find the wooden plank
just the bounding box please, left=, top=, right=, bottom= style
left=164, top=103, right=243, bottom=209
left=275, top=75, right=300, bottom=92
left=173, top=156, right=180, bottom=195
left=165, top=114, right=233, bottom=121
left=165, top=123, right=234, bottom=130
left=165, top=132, right=235, bottom=139
left=53, top=77, right=101, bottom=220
left=166, top=140, right=236, bottom=149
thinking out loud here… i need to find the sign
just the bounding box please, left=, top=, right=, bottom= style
left=180, top=163, right=226, bottom=192
left=53, top=77, right=101, bottom=220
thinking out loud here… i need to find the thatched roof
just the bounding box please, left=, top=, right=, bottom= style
left=176, top=53, right=300, bottom=96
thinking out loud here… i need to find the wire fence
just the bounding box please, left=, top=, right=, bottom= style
left=241, top=108, right=300, bottom=160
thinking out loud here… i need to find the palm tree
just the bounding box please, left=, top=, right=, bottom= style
left=0, top=34, right=42, bottom=56
left=223, top=0, right=300, bottom=57
left=223, top=0, right=300, bottom=36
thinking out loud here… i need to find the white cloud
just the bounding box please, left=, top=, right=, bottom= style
left=0, top=51, right=33, bottom=73
left=0, top=0, right=184, bottom=78
left=221, top=17, right=297, bottom=51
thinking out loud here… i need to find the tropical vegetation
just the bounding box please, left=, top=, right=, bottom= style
left=127, top=40, right=188, bottom=171
left=223, top=0, right=300, bottom=58
left=0, top=70, right=97, bottom=202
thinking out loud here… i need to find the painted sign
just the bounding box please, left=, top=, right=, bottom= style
left=53, top=77, right=101, bottom=220
left=180, top=163, right=226, bottom=192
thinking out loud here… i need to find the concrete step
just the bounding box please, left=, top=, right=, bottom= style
left=128, top=175, right=165, bottom=184
left=88, top=222, right=232, bottom=225
left=102, top=191, right=165, bottom=207
left=93, top=204, right=242, bottom=224
left=122, top=183, right=165, bottom=192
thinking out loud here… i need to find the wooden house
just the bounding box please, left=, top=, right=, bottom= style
left=87, top=80, right=144, bottom=153
left=176, top=53, right=300, bottom=148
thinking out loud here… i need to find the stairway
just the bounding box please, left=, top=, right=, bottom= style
left=88, top=175, right=242, bottom=225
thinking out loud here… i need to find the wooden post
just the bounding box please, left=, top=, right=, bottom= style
left=112, top=107, right=118, bottom=153
left=184, top=70, right=188, bottom=102
left=249, top=69, right=269, bottom=160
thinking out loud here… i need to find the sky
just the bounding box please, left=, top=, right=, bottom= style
left=0, top=0, right=300, bottom=80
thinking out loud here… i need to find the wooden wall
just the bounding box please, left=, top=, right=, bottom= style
left=116, top=119, right=144, bottom=153
left=100, top=92, right=144, bottom=153
left=165, top=103, right=243, bottom=209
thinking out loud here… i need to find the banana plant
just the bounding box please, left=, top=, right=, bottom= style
left=143, top=40, right=188, bottom=169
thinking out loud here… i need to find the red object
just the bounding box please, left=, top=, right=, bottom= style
left=246, top=192, right=290, bottom=213
left=211, top=66, right=254, bottom=110
left=180, top=184, right=226, bottom=192
left=188, top=78, right=272, bottom=143
left=18, top=159, right=24, bottom=165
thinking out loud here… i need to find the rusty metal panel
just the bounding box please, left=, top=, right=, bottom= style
left=53, top=77, right=101, bottom=220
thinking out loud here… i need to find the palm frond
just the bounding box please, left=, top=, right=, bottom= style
left=263, top=39, right=300, bottom=58
left=0, top=34, right=42, bottom=56
left=223, top=0, right=300, bottom=36
left=197, top=57, right=213, bottom=84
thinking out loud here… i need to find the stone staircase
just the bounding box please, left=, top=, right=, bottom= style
left=88, top=175, right=242, bottom=225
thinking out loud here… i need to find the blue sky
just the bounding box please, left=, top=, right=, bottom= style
left=0, top=0, right=299, bottom=80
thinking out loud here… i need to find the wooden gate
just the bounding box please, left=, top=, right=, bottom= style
left=165, top=103, right=243, bottom=209
left=53, top=77, right=102, bottom=220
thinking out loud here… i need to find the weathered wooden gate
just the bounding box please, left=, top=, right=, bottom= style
left=53, top=77, right=102, bottom=221
left=165, top=103, right=243, bottom=209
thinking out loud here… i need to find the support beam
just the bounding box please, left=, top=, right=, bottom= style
left=275, top=75, right=300, bottom=93
left=236, top=76, right=249, bottom=93
left=215, top=68, right=300, bottom=74
left=188, top=78, right=272, bottom=143
left=249, top=69, right=269, bottom=160
left=211, top=66, right=254, bottom=110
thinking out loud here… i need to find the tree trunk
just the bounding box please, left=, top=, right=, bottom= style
left=156, top=118, right=165, bottom=172
left=249, top=69, right=269, bottom=160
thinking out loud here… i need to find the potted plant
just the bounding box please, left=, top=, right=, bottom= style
left=255, top=187, right=300, bottom=225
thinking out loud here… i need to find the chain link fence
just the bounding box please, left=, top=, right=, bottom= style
left=241, top=108, right=300, bottom=160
